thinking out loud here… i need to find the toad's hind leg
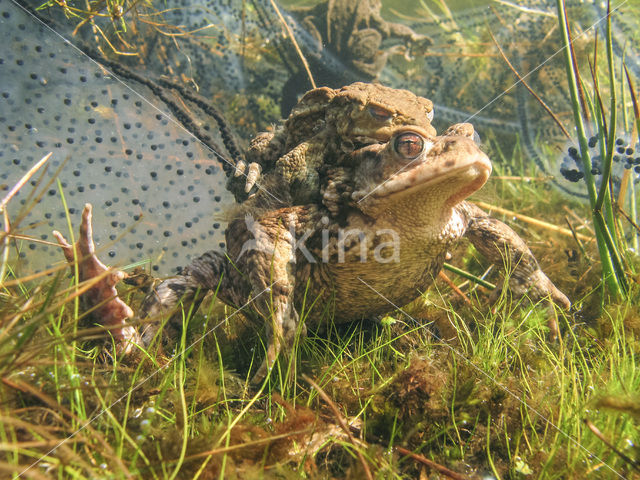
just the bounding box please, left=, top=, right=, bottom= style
left=225, top=207, right=314, bottom=384
left=139, top=251, right=232, bottom=345
left=239, top=215, right=303, bottom=384
left=459, top=202, right=570, bottom=337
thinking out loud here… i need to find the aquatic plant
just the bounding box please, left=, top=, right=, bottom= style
left=555, top=0, right=633, bottom=299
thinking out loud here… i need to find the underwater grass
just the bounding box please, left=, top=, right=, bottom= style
left=1, top=168, right=640, bottom=477
left=556, top=0, right=629, bottom=300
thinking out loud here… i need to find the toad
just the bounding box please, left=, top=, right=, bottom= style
left=56, top=107, right=569, bottom=382
left=280, top=0, right=431, bottom=113
left=229, top=82, right=436, bottom=207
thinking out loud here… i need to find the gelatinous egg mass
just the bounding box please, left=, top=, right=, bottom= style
left=560, top=136, right=640, bottom=197
left=0, top=1, right=232, bottom=275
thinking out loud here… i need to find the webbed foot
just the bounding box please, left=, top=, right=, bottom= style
left=53, top=204, right=140, bottom=354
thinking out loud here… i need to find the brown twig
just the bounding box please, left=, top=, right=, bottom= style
left=563, top=205, right=595, bottom=235
left=584, top=419, right=640, bottom=472
left=437, top=271, right=472, bottom=305
left=615, top=204, right=640, bottom=235
left=474, top=201, right=592, bottom=242
left=564, top=216, right=589, bottom=259
left=180, top=428, right=315, bottom=461
left=303, top=375, right=373, bottom=480
left=395, top=446, right=469, bottom=480
left=624, top=64, right=640, bottom=124
left=268, top=0, right=316, bottom=89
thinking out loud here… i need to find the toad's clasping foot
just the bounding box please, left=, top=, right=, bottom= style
left=53, top=203, right=140, bottom=355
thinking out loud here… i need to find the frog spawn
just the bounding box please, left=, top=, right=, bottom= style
left=381, top=0, right=640, bottom=198
left=559, top=136, right=640, bottom=196
left=0, top=0, right=232, bottom=275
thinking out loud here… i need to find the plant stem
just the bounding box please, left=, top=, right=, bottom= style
left=555, top=0, right=625, bottom=299
left=443, top=262, right=496, bottom=290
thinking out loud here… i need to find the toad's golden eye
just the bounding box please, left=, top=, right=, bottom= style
left=367, top=105, right=393, bottom=122
left=394, top=132, right=424, bottom=159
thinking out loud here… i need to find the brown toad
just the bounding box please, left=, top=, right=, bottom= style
left=57, top=112, right=569, bottom=381
left=280, top=0, right=431, bottom=113
left=230, top=82, right=436, bottom=207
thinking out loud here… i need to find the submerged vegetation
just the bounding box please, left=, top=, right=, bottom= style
left=1, top=0, right=640, bottom=478
left=556, top=0, right=631, bottom=300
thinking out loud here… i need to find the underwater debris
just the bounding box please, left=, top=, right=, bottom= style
left=53, top=203, right=139, bottom=354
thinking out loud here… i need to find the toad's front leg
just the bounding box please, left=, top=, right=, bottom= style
left=54, top=204, right=237, bottom=355
left=138, top=249, right=234, bottom=346
left=459, top=202, right=570, bottom=316
left=143, top=208, right=306, bottom=383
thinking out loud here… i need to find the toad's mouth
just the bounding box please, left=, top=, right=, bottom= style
left=368, top=135, right=492, bottom=205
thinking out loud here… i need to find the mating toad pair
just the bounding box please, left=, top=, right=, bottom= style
left=55, top=83, right=570, bottom=381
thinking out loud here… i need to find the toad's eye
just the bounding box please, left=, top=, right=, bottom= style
left=394, top=132, right=424, bottom=159
left=368, top=105, right=393, bottom=122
